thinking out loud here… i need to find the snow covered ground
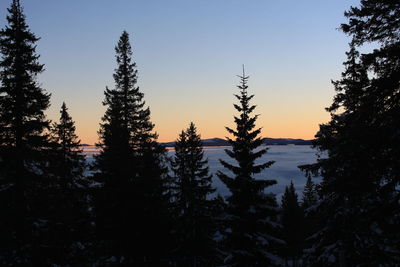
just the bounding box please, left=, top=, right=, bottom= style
left=83, top=145, right=320, bottom=201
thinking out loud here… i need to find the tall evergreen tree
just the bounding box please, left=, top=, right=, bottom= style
left=280, top=181, right=303, bottom=265
left=217, top=67, right=282, bottom=266
left=171, top=122, right=217, bottom=266
left=45, top=102, right=90, bottom=265
left=50, top=102, right=85, bottom=185
left=301, top=1, right=400, bottom=265
left=92, top=31, right=171, bottom=264
left=0, top=0, right=51, bottom=264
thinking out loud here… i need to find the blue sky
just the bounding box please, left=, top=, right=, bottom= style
left=0, top=0, right=360, bottom=143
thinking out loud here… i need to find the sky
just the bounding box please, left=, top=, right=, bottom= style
left=0, top=0, right=360, bottom=144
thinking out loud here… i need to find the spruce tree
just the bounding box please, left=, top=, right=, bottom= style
left=280, top=181, right=303, bottom=265
left=92, top=31, right=171, bottom=264
left=300, top=42, right=380, bottom=267
left=217, top=67, right=282, bottom=266
left=300, top=176, right=319, bottom=262
left=0, top=0, right=51, bottom=264
left=171, top=122, right=216, bottom=266
left=301, top=176, right=318, bottom=209
left=301, top=1, right=400, bottom=265
left=46, top=102, right=89, bottom=265
left=50, top=102, right=85, bottom=185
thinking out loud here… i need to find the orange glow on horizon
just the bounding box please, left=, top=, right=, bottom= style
left=74, top=114, right=328, bottom=145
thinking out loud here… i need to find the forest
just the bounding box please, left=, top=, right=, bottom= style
left=0, top=0, right=399, bottom=266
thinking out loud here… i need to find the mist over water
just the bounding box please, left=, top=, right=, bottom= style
left=84, top=145, right=319, bottom=200
left=199, top=145, right=320, bottom=200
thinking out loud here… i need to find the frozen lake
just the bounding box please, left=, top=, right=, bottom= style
left=83, top=145, right=320, bottom=201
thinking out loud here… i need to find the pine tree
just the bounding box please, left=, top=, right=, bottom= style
left=300, top=42, right=379, bottom=267
left=301, top=176, right=318, bottom=209
left=217, top=67, right=282, bottom=266
left=171, top=122, right=217, bottom=266
left=300, top=1, right=400, bottom=265
left=92, top=31, right=171, bottom=264
left=0, top=0, right=51, bottom=264
left=50, top=102, right=85, bottom=185
left=280, top=181, right=303, bottom=265
left=46, top=102, right=89, bottom=265
left=300, top=176, right=319, bottom=257
left=133, top=137, right=172, bottom=265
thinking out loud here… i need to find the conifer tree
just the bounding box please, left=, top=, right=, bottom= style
left=301, top=1, right=400, bottom=265
left=280, top=181, right=303, bottom=265
left=0, top=0, right=51, bottom=263
left=217, top=67, right=282, bottom=266
left=92, top=31, right=171, bottom=264
left=50, top=102, right=85, bottom=185
left=300, top=176, right=319, bottom=262
left=46, top=102, right=89, bottom=264
left=300, top=42, right=380, bottom=267
left=301, top=176, right=318, bottom=209
left=171, top=122, right=216, bottom=266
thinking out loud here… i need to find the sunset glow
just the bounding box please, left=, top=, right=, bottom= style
left=0, top=0, right=358, bottom=144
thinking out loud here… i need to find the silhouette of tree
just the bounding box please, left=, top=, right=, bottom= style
left=217, top=67, right=282, bottom=266
left=171, top=122, right=217, bottom=266
left=92, top=31, right=171, bottom=264
left=0, top=0, right=51, bottom=264
left=280, top=181, right=303, bottom=265
left=299, top=175, right=319, bottom=260
left=300, top=1, right=400, bottom=265
left=301, top=176, right=318, bottom=209
left=45, top=102, right=90, bottom=265
left=50, top=102, right=86, bottom=185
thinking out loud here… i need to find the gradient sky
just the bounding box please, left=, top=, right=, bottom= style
left=0, top=0, right=360, bottom=144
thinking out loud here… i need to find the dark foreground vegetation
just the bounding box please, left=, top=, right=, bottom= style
left=0, top=0, right=399, bottom=266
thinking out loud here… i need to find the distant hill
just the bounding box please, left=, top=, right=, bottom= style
left=161, top=138, right=227, bottom=147
left=263, top=138, right=313, bottom=146
left=161, top=137, right=313, bottom=147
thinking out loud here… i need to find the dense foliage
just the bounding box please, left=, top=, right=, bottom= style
left=171, top=122, right=217, bottom=266
left=217, top=68, right=282, bottom=266
left=92, top=30, right=172, bottom=264
left=300, top=0, right=400, bottom=265
left=280, top=181, right=303, bottom=264
left=46, top=102, right=90, bottom=265
left=0, top=0, right=52, bottom=264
